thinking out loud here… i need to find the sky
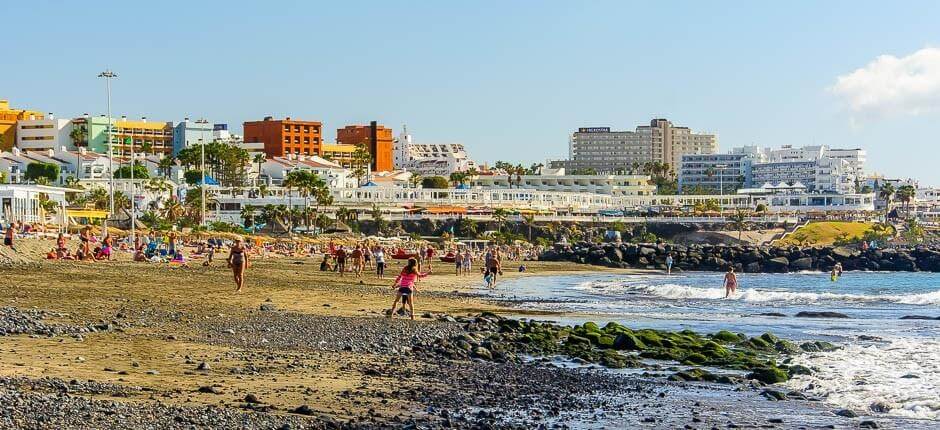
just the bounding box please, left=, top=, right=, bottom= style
left=4, top=1, right=940, bottom=185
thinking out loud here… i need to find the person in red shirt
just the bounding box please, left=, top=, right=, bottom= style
left=425, top=245, right=435, bottom=270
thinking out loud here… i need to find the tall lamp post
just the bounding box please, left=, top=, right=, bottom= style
left=98, top=69, right=117, bottom=217
left=128, top=135, right=137, bottom=245
left=715, top=163, right=728, bottom=214
left=195, top=118, right=209, bottom=227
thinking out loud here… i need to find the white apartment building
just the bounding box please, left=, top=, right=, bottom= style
left=469, top=174, right=656, bottom=196
left=259, top=154, right=353, bottom=189
left=554, top=119, right=718, bottom=174
left=393, top=127, right=476, bottom=176
left=729, top=144, right=866, bottom=194
left=15, top=115, right=75, bottom=151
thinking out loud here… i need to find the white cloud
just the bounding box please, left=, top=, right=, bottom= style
left=830, top=47, right=940, bottom=117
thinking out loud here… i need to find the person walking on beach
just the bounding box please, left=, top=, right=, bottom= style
left=462, top=249, right=472, bottom=276
left=388, top=257, right=430, bottom=320
left=665, top=253, right=674, bottom=275
left=454, top=248, right=463, bottom=276
left=335, top=246, right=347, bottom=276
left=484, top=247, right=502, bottom=287
left=351, top=244, right=364, bottom=277
left=723, top=266, right=738, bottom=298
left=227, top=238, right=249, bottom=292
left=364, top=245, right=374, bottom=271
left=425, top=245, right=435, bottom=270
left=374, top=246, right=386, bottom=279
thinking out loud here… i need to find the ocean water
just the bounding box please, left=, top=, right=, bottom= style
left=481, top=271, right=940, bottom=421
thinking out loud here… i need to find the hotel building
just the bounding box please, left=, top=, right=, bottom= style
left=0, top=99, right=44, bottom=151
left=244, top=116, right=323, bottom=158
left=16, top=114, right=74, bottom=151
left=336, top=122, right=394, bottom=171
left=393, top=127, right=476, bottom=176
left=553, top=119, right=718, bottom=174
left=172, top=118, right=215, bottom=155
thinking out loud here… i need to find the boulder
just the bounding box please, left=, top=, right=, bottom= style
left=612, top=333, right=646, bottom=350
left=790, top=257, right=814, bottom=271
left=747, top=366, right=789, bottom=384
left=832, top=246, right=858, bottom=259
left=764, top=257, right=790, bottom=273
left=795, top=311, right=849, bottom=319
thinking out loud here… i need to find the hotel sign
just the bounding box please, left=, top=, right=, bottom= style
left=578, top=127, right=611, bottom=133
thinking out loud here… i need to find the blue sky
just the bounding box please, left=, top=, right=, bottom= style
left=4, top=1, right=940, bottom=185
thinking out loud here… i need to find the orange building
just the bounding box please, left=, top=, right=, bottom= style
left=336, top=121, right=393, bottom=171
left=243, top=116, right=322, bottom=157
left=0, top=99, right=44, bottom=151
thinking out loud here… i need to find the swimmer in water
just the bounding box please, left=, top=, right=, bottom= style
left=724, top=266, right=738, bottom=298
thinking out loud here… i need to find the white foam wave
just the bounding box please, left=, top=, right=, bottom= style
left=576, top=280, right=940, bottom=305
left=785, top=338, right=940, bottom=420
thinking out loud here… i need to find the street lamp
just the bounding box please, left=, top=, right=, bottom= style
left=195, top=118, right=209, bottom=227
left=715, top=163, right=728, bottom=213
left=97, top=69, right=117, bottom=217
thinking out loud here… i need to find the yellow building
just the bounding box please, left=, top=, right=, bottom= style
left=0, top=99, right=44, bottom=151
left=321, top=142, right=357, bottom=168
left=111, top=117, right=174, bottom=156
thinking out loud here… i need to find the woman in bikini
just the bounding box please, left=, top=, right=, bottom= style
left=389, top=257, right=430, bottom=320
left=79, top=226, right=93, bottom=260
left=724, top=266, right=738, bottom=298
left=227, top=238, right=249, bottom=292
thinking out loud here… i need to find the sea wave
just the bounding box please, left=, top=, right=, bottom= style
left=575, top=280, right=940, bottom=305
left=785, top=337, right=940, bottom=420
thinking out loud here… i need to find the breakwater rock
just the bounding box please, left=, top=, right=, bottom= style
left=539, top=242, right=940, bottom=273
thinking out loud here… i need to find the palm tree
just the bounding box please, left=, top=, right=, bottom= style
left=253, top=153, right=266, bottom=186
left=282, top=170, right=305, bottom=229
left=351, top=144, right=372, bottom=185
left=258, top=183, right=270, bottom=198
left=521, top=213, right=536, bottom=242
left=449, top=171, right=467, bottom=187
left=240, top=205, right=256, bottom=230
left=86, top=187, right=110, bottom=210
left=161, top=199, right=186, bottom=223
left=336, top=207, right=354, bottom=223
left=289, top=207, right=304, bottom=232
left=896, top=185, right=916, bottom=218
left=727, top=209, right=748, bottom=240
left=69, top=125, right=88, bottom=148
left=631, top=161, right=641, bottom=175
left=370, top=203, right=388, bottom=236
left=273, top=205, right=290, bottom=234
left=157, top=156, right=175, bottom=180
left=492, top=208, right=509, bottom=233
left=879, top=183, right=896, bottom=221
left=409, top=173, right=422, bottom=189
left=314, top=213, right=332, bottom=232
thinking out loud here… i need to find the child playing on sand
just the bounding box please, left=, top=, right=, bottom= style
left=3, top=223, right=16, bottom=252
left=389, top=257, right=430, bottom=320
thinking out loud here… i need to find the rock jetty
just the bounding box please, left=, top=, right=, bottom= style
left=540, top=242, right=940, bottom=272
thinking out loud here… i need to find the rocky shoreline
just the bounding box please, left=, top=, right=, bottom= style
left=0, top=302, right=896, bottom=429
left=540, top=241, right=940, bottom=272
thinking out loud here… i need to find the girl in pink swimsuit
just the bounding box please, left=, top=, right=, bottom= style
left=389, top=258, right=430, bottom=320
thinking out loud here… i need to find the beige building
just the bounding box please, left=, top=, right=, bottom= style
left=554, top=119, right=717, bottom=175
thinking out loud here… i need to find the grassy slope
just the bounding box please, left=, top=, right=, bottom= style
left=776, top=221, right=876, bottom=246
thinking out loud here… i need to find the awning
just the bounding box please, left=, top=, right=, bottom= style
left=67, top=209, right=109, bottom=219
left=425, top=206, right=468, bottom=214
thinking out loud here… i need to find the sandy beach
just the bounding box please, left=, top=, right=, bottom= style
left=0, top=240, right=916, bottom=429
